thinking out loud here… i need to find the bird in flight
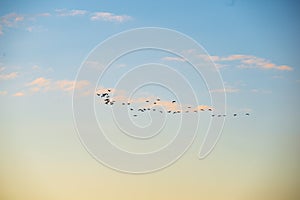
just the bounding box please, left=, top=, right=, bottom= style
left=96, top=89, right=251, bottom=118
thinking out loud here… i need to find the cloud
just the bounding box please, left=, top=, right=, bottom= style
left=27, top=77, right=50, bottom=87
left=36, top=13, right=51, bottom=17
left=27, top=77, right=90, bottom=94
left=55, top=9, right=88, bottom=16
left=162, top=56, right=186, bottom=62
left=0, top=90, right=7, bottom=96
left=54, top=80, right=90, bottom=92
left=213, top=54, right=293, bottom=71
left=90, top=12, right=132, bottom=22
left=13, top=92, right=25, bottom=97
left=210, top=87, right=239, bottom=93
left=0, top=12, right=50, bottom=35
left=276, top=65, right=293, bottom=71
left=0, top=71, right=18, bottom=80
left=1, top=13, right=25, bottom=27
left=251, top=89, right=271, bottom=94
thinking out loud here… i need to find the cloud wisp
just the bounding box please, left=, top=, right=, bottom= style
left=0, top=9, right=132, bottom=35
left=25, top=77, right=90, bottom=95
left=90, top=12, right=132, bottom=22
left=0, top=67, right=19, bottom=80
left=211, top=54, right=293, bottom=71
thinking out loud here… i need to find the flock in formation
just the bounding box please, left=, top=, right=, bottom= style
left=96, top=89, right=250, bottom=117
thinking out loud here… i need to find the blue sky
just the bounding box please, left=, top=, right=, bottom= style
left=1, top=0, right=300, bottom=199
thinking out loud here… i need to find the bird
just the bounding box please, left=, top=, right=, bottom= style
left=101, top=93, right=108, bottom=97
left=172, top=100, right=176, bottom=103
left=133, top=115, right=137, bottom=117
left=108, top=89, right=111, bottom=92
left=130, top=108, right=134, bottom=111
left=145, top=100, right=149, bottom=102
left=157, top=98, right=160, bottom=101
left=122, top=103, right=125, bottom=105
left=245, top=113, right=250, bottom=116
left=233, top=113, right=237, bottom=117
left=167, top=111, right=171, bottom=113
left=212, top=114, right=215, bottom=117
left=200, top=109, right=204, bottom=111
left=208, top=108, right=212, bottom=111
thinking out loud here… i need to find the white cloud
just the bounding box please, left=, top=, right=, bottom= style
left=90, top=12, right=132, bottom=22
left=55, top=9, right=88, bottom=17
left=210, top=87, right=240, bottom=93
left=162, top=56, right=186, bottom=62
left=251, top=89, right=271, bottom=94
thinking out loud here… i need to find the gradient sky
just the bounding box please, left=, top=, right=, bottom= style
left=1, top=1, right=300, bottom=200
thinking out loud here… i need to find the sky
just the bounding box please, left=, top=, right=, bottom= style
left=1, top=0, right=300, bottom=199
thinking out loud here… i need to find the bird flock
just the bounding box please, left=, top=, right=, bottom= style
left=96, top=89, right=250, bottom=117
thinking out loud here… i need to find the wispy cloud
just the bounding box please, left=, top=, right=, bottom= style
left=0, top=90, right=7, bottom=96
left=13, top=92, right=25, bottom=97
left=55, top=9, right=88, bottom=17
left=212, top=54, right=293, bottom=71
left=0, top=12, right=50, bottom=35
left=1, top=13, right=25, bottom=27
left=162, top=56, right=186, bottom=62
left=90, top=12, right=132, bottom=22
left=26, top=77, right=90, bottom=94
left=251, top=89, right=272, bottom=94
left=0, top=9, right=132, bottom=35
left=210, top=87, right=239, bottom=93
left=0, top=71, right=18, bottom=80
left=27, top=77, right=51, bottom=87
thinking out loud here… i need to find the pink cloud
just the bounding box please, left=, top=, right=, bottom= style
left=212, top=54, right=293, bottom=71
left=27, top=77, right=51, bottom=87
left=13, top=92, right=25, bottom=97
left=276, top=65, right=293, bottom=71
left=0, top=72, right=18, bottom=80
